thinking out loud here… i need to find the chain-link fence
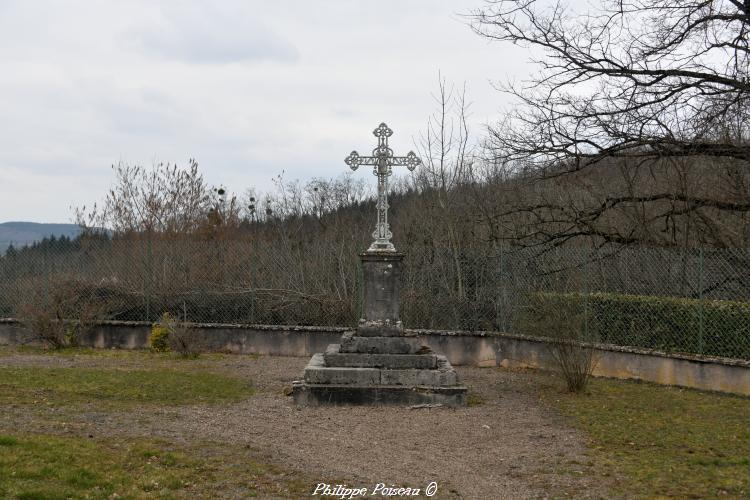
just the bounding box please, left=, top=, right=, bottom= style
left=1, top=237, right=749, bottom=360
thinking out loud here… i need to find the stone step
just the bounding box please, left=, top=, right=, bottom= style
left=339, top=331, right=428, bottom=355
left=381, top=358, right=458, bottom=386
left=303, top=353, right=381, bottom=385
left=292, top=381, right=468, bottom=407
left=323, top=344, right=438, bottom=369
left=303, top=353, right=459, bottom=386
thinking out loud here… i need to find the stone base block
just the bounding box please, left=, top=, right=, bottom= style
left=302, top=353, right=458, bottom=386
left=323, top=344, right=437, bottom=369
left=303, top=353, right=381, bottom=385
left=339, top=331, right=427, bottom=354
left=380, top=357, right=458, bottom=386
left=292, top=381, right=467, bottom=407
left=356, top=320, right=404, bottom=337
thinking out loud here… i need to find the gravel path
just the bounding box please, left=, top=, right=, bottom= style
left=0, top=351, right=607, bottom=498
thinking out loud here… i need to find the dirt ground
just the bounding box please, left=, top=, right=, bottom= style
left=0, top=351, right=610, bottom=498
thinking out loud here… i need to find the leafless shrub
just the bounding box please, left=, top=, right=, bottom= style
left=14, top=277, right=113, bottom=349
left=520, top=267, right=600, bottom=393
left=16, top=302, right=68, bottom=348
left=534, top=292, right=599, bottom=393
left=549, top=334, right=598, bottom=394
left=168, top=323, right=205, bottom=358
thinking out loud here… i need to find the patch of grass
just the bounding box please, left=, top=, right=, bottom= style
left=0, top=435, right=19, bottom=446
left=3, top=344, right=146, bottom=358
left=467, top=392, right=484, bottom=406
left=0, top=345, right=241, bottom=364
left=0, top=434, right=311, bottom=498
left=552, top=378, right=750, bottom=497
left=2, top=344, right=234, bottom=361
left=0, top=366, right=253, bottom=407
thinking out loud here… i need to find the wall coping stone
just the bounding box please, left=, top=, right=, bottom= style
left=1, top=317, right=748, bottom=369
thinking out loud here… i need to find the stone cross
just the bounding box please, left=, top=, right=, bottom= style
left=292, top=123, right=466, bottom=408
left=345, top=123, right=421, bottom=252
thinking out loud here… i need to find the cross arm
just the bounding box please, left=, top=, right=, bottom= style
left=345, top=151, right=378, bottom=170
left=345, top=150, right=421, bottom=171
left=389, top=151, right=422, bottom=170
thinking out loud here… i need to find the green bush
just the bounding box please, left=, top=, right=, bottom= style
left=149, top=313, right=174, bottom=352
left=519, top=292, right=750, bottom=360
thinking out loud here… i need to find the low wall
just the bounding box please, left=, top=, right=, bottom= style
left=0, top=319, right=349, bottom=356
left=1, top=319, right=748, bottom=396
left=0, top=320, right=500, bottom=366
left=495, top=333, right=750, bottom=396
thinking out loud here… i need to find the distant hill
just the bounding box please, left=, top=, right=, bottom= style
left=0, top=221, right=82, bottom=253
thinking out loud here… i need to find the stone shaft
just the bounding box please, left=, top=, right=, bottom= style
left=359, top=251, right=404, bottom=334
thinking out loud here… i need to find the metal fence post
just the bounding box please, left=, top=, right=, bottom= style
left=584, top=248, right=590, bottom=341
left=497, top=241, right=505, bottom=332
left=44, top=243, right=50, bottom=308
left=145, top=235, right=152, bottom=322
left=249, top=251, right=256, bottom=324
left=698, top=245, right=705, bottom=355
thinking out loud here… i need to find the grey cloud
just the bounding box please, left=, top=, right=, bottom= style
left=132, top=4, right=298, bottom=64
left=100, top=89, right=181, bottom=136
left=0, top=0, right=509, bottom=223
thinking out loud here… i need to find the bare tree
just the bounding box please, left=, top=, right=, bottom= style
left=416, top=75, right=473, bottom=193
left=75, top=159, right=235, bottom=235
left=403, top=76, right=478, bottom=298
left=470, top=0, right=750, bottom=248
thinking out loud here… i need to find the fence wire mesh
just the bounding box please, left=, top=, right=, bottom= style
left=1, top=237, right=748, bottom=360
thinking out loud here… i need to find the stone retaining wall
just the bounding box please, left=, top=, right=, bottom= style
left=1, top=319, right=748, bottom=396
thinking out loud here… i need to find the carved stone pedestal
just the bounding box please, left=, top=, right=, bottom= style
left=292, top=250, right=467, bottom=407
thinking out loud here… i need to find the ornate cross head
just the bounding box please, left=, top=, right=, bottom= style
left=344, top=122, right=422, bottom=252
left=345, top=122, right=421, bottom=174
left=373, top=122, right=393, bottom=138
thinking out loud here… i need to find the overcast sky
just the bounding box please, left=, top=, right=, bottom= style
left=0, top=0, right=528, bottom=223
